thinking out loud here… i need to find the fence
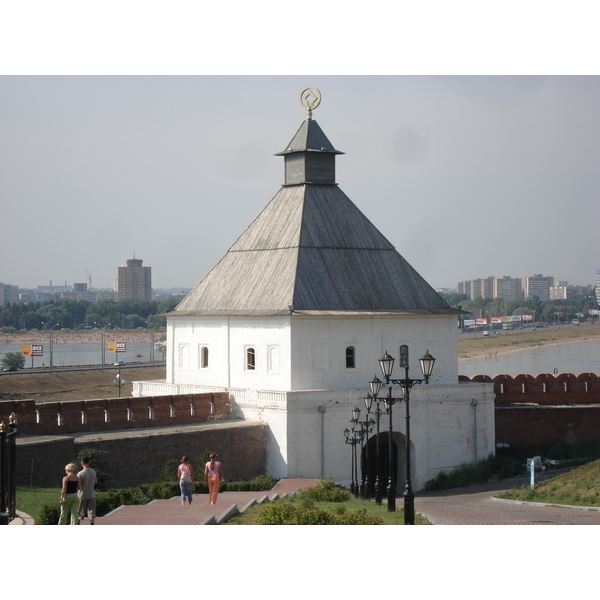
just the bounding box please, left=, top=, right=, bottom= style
left=0, top=414, right=17, bottom=524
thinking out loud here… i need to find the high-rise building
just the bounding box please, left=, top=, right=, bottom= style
left=493, top=276, right=522, bottom=302
left=596, top=270, right=600, bottom=305
left=524, top=274, right=554, bottom=301
left=117, top=257, right=152, bottom=301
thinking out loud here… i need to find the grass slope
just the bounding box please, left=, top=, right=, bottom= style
left=497, top=459, right=600, bottom=507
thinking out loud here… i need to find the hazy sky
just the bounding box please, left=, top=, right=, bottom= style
left=1, top=74, right=598, bottom=292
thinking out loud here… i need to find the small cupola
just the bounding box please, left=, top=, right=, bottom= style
left=276, top=87, right=344, bottom=185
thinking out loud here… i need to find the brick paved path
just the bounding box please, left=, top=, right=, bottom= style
left=79, top=478, right=322, bottom=525
left=414, top=474, right=600, bottom=525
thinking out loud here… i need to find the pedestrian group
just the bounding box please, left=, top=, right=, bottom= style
left=58, top=451, right=225, bottom=523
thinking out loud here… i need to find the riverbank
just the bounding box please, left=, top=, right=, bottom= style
left=458, top=323, right=600, bottom=361
left=0, top=329, right=166, bottom=345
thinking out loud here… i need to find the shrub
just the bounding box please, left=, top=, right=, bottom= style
left=37, top=503, right=60, bottom=525
left=223, top=475, right=275, bottom=492
left=334, top=508, right=384, bottom=525
left=298, top=478, right=351, bottom=503
left=255, top=499, right=383, bottom=525
left=256, top=500, right=334, bottom=525
left=75, top=448, right=113, bottom=490
left=154, top=458, right=180, bottom=483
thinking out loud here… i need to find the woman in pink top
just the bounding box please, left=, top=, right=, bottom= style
left=177, top=456, right=194, bottom=506
left=203, top=453, right=225, bottom=505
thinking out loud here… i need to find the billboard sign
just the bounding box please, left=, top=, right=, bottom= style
left=21, top=344, right=43, bottom=357
left=107, top=342, right=126, bottom=353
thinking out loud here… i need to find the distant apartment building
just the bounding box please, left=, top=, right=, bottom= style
left=597, top=270, right=600, bottom=305
left=524, top=274, right=554, bottom=301
left=493, top=276, right=522, bottom=302
left=0, top=282, right=19, bottom=305
left=117, top=257, right=152, bottom=301
left=550, top=284, right=594, bottom=300
left=459, top=277, right=495, bottom=299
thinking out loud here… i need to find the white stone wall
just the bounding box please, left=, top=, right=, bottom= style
left=166, top=313, right=458, bottom=391
left=148, top=311, right=494, bottom=490
left=134, top=378, right=495, bottom=490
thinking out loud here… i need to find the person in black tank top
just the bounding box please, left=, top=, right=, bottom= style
left=59, top=463, right=82, bottom=525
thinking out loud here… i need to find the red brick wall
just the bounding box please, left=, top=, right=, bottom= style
left=0, top=392, right=232, bottom=436
left=459, top=373, right=600, bottom=447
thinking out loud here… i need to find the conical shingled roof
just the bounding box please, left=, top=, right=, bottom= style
left=174, top=118, right=457, bottom=317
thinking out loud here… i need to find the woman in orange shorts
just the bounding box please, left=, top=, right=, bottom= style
left=203, top=453, right=225, bottom=505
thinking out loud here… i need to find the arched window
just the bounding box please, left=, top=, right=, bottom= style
left=346, top=346, right=355, bottom=369
left=200, top=346, right=209, bottom=368
left=246, top=347, right=256, bottom=371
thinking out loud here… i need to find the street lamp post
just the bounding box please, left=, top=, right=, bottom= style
left=370, top=397, right=385, bottom=504
left=343, top=412, right=363, bottom=497
left=113, top=363, right=126, bottom=397
left=369, top=346, right=436, bottom=523
left=41, top=323, right=58, bottom=374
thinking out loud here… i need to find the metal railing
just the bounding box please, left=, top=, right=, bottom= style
left=0, top=413, right=17, bottom=525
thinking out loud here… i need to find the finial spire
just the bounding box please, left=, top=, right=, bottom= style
left=298, top=86, right=321, bottom=120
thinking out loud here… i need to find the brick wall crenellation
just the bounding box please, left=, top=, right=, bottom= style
left=460, top=372, right=600, bottom=447
left=0, top=392, right=232, bottom=436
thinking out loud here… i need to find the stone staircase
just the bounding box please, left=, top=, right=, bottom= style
left=80, top=479, right=321, bottom=525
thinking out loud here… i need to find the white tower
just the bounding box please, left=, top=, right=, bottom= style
left=136, top=89, right=495, bottom=487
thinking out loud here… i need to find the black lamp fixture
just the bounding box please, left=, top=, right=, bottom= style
left=368, top=345, right=436, bottom=523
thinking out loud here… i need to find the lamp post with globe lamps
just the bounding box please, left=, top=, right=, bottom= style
left=369, top=346, right=436, bottom=523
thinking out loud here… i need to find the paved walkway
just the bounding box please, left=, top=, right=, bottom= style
left=415, top=472, right=600, bottom=525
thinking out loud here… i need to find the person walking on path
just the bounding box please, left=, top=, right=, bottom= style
left=204, top=453, right=225, bottom=505
left=59, top=463, right=82, bottom=525
left=77, top=456, right=97, bottom=525
left=178, top=456, right=194, bottom=506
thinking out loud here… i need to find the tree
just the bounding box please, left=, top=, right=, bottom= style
left=1, top=352, right=25, bottom=369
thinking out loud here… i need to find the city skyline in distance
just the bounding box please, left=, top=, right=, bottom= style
left=1, top=76, right=598, bottom=291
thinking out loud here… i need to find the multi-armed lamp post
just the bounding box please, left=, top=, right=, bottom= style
left=343, top=408, right=363, bottom=497
left=369, top=345, right=436, bottom=523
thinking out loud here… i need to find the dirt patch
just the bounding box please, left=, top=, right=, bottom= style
left=0, top=367, right=166, bottom=402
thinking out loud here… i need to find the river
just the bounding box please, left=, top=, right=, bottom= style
left=459, top=339, right=600, bottom=378
left=0, top=340, right=165, bottom=368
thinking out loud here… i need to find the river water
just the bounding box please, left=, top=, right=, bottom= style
left=2, top=339, right=598, bottom=376
left=459, top=339, right=600, bottom=378
left=0, top=341, right=165, bottom=368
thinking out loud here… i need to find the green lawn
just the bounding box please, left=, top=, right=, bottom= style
left=16, top=487, right=59, bottom=524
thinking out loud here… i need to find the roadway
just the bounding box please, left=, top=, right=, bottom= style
left=0, top=360, right=166, bottom=377
left=458, top=321, right=590, bottom=340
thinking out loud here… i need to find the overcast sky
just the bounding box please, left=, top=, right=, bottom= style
left=2, top=75, right=598, bottom=292
left=1, top=6, right=598, bottom=294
